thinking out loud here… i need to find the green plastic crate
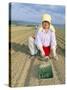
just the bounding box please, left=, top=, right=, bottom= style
left=38, top=62, right=53, bottom=79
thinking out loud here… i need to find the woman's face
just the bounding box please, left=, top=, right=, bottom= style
left=42, top=21, right=50, bottom=30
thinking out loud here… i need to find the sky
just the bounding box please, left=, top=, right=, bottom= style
left=10, top=2, right=65, bottom=24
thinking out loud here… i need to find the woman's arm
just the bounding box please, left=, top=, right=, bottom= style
left=35, top=31, right=45, bottom=56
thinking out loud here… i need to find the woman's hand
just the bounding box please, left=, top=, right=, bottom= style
left=41, top=50, right=45, bottom=57
left=38, top=45, right=45, bottom=57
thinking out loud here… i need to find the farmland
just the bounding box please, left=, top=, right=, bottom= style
left=9, top=25, right=65, bottom=87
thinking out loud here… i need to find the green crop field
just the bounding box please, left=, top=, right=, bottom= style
left=9, top=24, right=65, bottom=87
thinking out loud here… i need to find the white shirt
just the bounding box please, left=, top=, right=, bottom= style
left=35, top=29, right=57, bottom=48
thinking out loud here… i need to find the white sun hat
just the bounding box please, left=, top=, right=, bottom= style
left=42, top=14, right=52, bottom=23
